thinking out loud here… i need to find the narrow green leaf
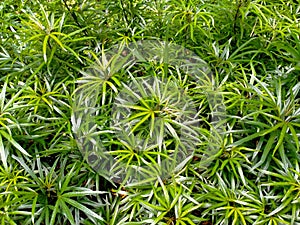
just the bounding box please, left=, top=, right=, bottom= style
left=0, top=130, right=30, bottom=157
left=129, top=113, right=151, bottom=135
left=0, top=135, right=7, bottom=170
left=272, top=123, right=288, bottom=155
left=49, top=199, right=60, bottom=225
left=63, top=197, right=104, bottom=221
left=267, top=196, right=293, bottom=217
left=43, top=35, right=50, bottom=62
left=49, top=33, right=66, bottom=51
left=59, top=198, right=75, bottom=225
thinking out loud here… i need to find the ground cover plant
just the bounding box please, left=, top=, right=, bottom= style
left=0, top=0, right=299, bottom=224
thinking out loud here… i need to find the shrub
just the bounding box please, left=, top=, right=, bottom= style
left=0, top=0, right=299, bottom=224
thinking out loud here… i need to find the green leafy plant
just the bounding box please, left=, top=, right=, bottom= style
left=0, top=0, right=299, bottom=224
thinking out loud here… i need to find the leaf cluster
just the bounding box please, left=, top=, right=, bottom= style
left=0, top=0, right=299, bottom=224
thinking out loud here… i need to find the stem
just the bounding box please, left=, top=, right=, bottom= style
left=233, top=0, right=242, bottom=32
left=61, top=0, right=97, bottom=47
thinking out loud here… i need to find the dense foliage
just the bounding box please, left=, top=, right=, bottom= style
left=0, top=0, right=299, bottom=224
